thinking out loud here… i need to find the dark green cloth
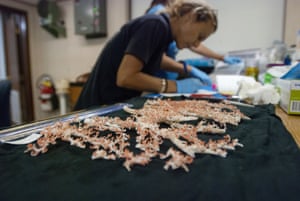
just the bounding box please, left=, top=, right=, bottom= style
left=1, top=97, right=300, bottom=201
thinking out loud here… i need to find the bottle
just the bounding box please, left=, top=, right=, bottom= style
left=284, top=54, right=291, bottom=65
left=245, top=58, right=259, bottom=80
left=258, top=49, right=269, bottom=74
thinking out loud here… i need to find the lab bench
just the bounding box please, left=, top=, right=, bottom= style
left=0, top=96, right=299, bottom=201
left=275, top=106, right=300, bottom=146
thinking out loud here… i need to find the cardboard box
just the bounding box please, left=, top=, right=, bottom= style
left=276, top=79, right=300, bottom=115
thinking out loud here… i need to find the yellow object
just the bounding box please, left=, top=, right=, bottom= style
left=42, top=80, right=52, bottom=87
left=276, top=79, right=300, bottom=115
left=245, top=66, right=259, bottom=81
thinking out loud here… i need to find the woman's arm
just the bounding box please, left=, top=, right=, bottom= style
left=117, top=54, right=177, bottom=93
left=160, top=54, right=192, bottom=76
left=190, top=44, right=224, bottom=61
left=190, top=44, right=242, bottom=65
left=160, top=54, right=213, bottom=86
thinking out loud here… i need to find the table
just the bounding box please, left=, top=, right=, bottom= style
left=0, top=97, right=299, bottom=201
left=275, top=106, right=300, bottom=147
left=69, top=82, right=84, bottom=109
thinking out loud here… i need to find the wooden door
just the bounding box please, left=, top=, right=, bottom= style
left=1, top=6, right=34, bottom=123
left=284, top=0, right=300, bottom=47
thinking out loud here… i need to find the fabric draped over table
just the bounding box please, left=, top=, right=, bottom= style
left=0, top=97, right=299, bottom=201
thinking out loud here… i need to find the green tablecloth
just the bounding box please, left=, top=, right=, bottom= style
left=1, top=97, right=300, bottom=201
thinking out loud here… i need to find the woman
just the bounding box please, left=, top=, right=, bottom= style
left=74, top=0, right=218, bottom=111
left=146, top=0, right=241, bottom=80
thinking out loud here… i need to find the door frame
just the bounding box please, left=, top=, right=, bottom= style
left=0, top=5, right=34, bottom=123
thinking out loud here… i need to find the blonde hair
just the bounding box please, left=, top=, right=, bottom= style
left=166, top=0, right=218, bottom=32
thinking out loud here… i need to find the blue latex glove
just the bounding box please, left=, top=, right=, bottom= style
left=224, top=56, right=242, bottom=65
left=176, top=78, right=205, bottom=93
left=146, top=4, right=165, bottom=15
left=166, top=41, right=179, bottom=59
left=189, top=66, right=212, bottom=86
left=184, top=58, right=214, bottom=67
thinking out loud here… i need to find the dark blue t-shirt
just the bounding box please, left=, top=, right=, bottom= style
left=75, top=13, right=173, bottom=110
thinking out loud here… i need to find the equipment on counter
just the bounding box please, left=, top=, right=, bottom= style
left=37, top=0, right=66, bottom=38
left=74, top=0, right=107, bottom=38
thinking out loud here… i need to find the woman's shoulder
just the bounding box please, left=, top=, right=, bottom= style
left=131, top=13, right=169, bottom=29
left=120, top=14, right=171, bottom=38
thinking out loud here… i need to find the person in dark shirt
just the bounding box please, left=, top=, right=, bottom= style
left=146, top=0, right=242, bottom=81
left=74, top=0, right=218, bottom=111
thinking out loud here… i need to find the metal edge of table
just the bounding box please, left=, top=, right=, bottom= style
left=0, top=103, right=132, bottom=142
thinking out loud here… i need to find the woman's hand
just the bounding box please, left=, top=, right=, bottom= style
left=223, top=56, right=242, bottom=64
left=176, top=78, right=204, bottom=93
left=189, top=66, right=212, bottom=86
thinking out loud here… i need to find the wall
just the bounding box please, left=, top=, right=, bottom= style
left=0, top=0, right=130, bottom=120
left=34, top=0, right=130, bottom=82
left=131, top=0, right=285, bottom=59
